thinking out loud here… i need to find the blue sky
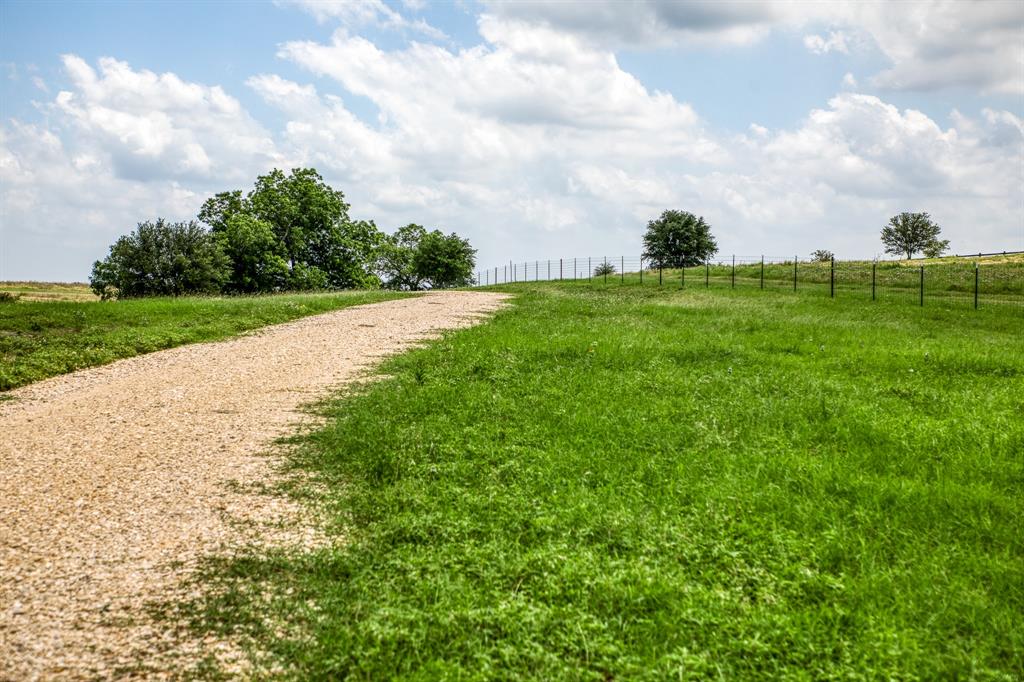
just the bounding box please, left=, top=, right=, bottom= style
left=1, top=0, right=1022, bottom=281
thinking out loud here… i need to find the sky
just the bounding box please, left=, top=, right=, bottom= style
left=1, top=0, right=1022, bottom=281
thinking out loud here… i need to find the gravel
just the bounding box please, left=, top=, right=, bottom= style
left=0, top=291, right=508, bottom=680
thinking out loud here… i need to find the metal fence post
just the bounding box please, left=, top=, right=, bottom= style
left=535, top=260, right=538, bottom=282
left=560, top=258, right=563, bottom=281
left=793, top=256, right=797, bottom=291
left=705, top=261, right=709, bottom=288
left=731, top=255, right=735, bottom=289
left=621, top=256, right=624, bottom=284
left=830, top=257, right=835, bottom=298
left=504, top=265, right=507, bottom=283
left=640, top=256, right=643, bottom=284
left=574, top=258, right=577, bottom=280
left=548, top=260, right=551, bottom=281
left=604, top=257, right=608, bottom=284
left=920, top=265, right=924, bottom=306
left=589, top=257, right=592, bottom=282
left=872, top=261, right=876, bottom=301
left=681, top=264, right=685, bottom=289
left=974, top=262, right=979, bottom=309
left=760, top=256, right=764, bottom=289
left=659, top=265, right=663, bottom=286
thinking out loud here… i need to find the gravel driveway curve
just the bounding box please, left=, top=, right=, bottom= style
left=0, top=291, right=508, bottom=680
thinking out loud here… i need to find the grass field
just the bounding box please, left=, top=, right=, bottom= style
left=0, top=281, right=97, bottom=302
left=0, top=291, right=408, bottom=392
left=177, top=283, right=1023, bottom=679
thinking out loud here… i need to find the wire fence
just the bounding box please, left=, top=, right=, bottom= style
left=473, top=253, right=1024, bottom=310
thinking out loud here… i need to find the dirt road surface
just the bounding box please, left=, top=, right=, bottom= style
left=0, top=291, right=508, bottom=679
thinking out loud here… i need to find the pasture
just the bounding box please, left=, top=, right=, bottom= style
left=175, top=283, right=1023, bottom=679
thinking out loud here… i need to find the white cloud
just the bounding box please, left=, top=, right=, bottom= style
left=842, top=73, right=858, bottom=89
left=280, top=0, right=447, bottom=40
left=484, top=0, right=1024, bottom=94
left=803, top=30, right=849, bottom=55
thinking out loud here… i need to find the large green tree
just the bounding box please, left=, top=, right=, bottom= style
left=198, top=168, right=386, bottom=291
left=90, top=219, right=229, bottom=300
left=881, top=212, right=947, bottom=260
left=378, top=224, right=429, bottom=290
left=642, top=210, right=718, bottom=268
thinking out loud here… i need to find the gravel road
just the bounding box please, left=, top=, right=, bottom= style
left=0, top=291, right=508, bottom=680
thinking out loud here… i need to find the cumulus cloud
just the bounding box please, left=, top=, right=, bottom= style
left=484, top=0, right=1024, bottom=94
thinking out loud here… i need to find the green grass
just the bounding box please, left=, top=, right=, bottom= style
left=178, top=283, right=1022, bottom=679
left=0, top=280, right=97, bottom=302
left=0, top=290, right=408, bottom=391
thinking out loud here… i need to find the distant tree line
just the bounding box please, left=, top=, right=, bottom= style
left=90, top=168, right=476, bottom=300
left=640, top=209, right=949, bottom=267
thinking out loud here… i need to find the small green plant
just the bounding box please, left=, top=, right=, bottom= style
left=593, top=261, right=616, bottom=277
left=810, top=249, right=834, bottom=262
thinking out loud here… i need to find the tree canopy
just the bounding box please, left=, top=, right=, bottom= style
left=642, top=210, right=718, bottom=268
left=881, top=212, right=947, bottom=260
left=379, top=224, right=476, bottom=290
left=90, top=219, right=229, bottom=300
left=90, top=168, right=477, bottom=299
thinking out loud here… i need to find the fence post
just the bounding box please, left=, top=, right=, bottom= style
left=640, top=256, right=643, bottom=284
left=504, top=265, right=507, bottom=283
left=589, top=257, right=592, bottom=282
left=560, top=258, right=563, bottom=281
left=974, top=262, right=979, bottom=309
left=793, top=256, right=797, bottom=291
left=681, top=264, right=685, bottom=289
left=830, top=257, right=835, bottom=298
left=659, top=265, right=663, bottom=286
left=731, top=255, right=735, bottom=289
left=705, top=261, right=709, bottom=288
left=760, top=256, right=764, bottom=289
left=574, top=258, right=577, bottom=280
left=872, top=261, right=876, bottom=301
left=919, top=265, right=924, bottom=306
left=477, top=271, right=480, bottom=287
left=535, top=260, right=538, bottom=282
left=604, top=257, right=608, bottom=284
left=621, top=256, right=624, bottom=284
left=524, top=262, right=527, bottom=283
left=548, top=260, right=551, bottom=281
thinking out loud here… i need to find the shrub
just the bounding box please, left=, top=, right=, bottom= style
left=810, top=249, right=834, bottom=262
left=594, top=262, right=617, bottom=277
left=90, top=219, right=229, bottom=300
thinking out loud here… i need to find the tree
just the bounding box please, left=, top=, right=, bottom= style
left=594, top=261, right=616, bottom=277
left=642, top=210, right=718, bottom=268
left=922, top=239, right=951, bottom=259
left=881, top=212, right=945, bottom=260
left=378, top=224, right=428, bottom=290
left=198, top=168, right=387, bottom=291
left=215, top=214, right=289, bottom=293
left=90, top=219, right=229, bottom=300
left=811, top=249, right=834, bottom=262
left=412, top=230, right=476, bottom=289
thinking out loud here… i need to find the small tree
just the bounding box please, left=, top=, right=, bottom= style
left=594, top=261, right=616, bottom=277
left=642, top=210, right=718, bottom=268
left=922, top=239, right=951, bottom=259
left=90, top=219, right=229, bottom=300
left=810, top=249, right=834, bottom=262
left=412, top=230, right=476, bottom=289
left=881, top=212, right=944, bottom=260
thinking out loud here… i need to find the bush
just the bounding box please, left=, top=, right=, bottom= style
left=0, top=292, right=19, bottom=303
left=90, top=219, right=229, bottom=300
left=810, top=249, right=834, bottom=262
left=594, top=262, right=617, bottom=277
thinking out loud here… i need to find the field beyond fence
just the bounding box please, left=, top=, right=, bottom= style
left=475, top=252, right=1024, bottom=309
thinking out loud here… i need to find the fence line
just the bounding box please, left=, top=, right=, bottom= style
left=473, top=254, right=1024, bottom=310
